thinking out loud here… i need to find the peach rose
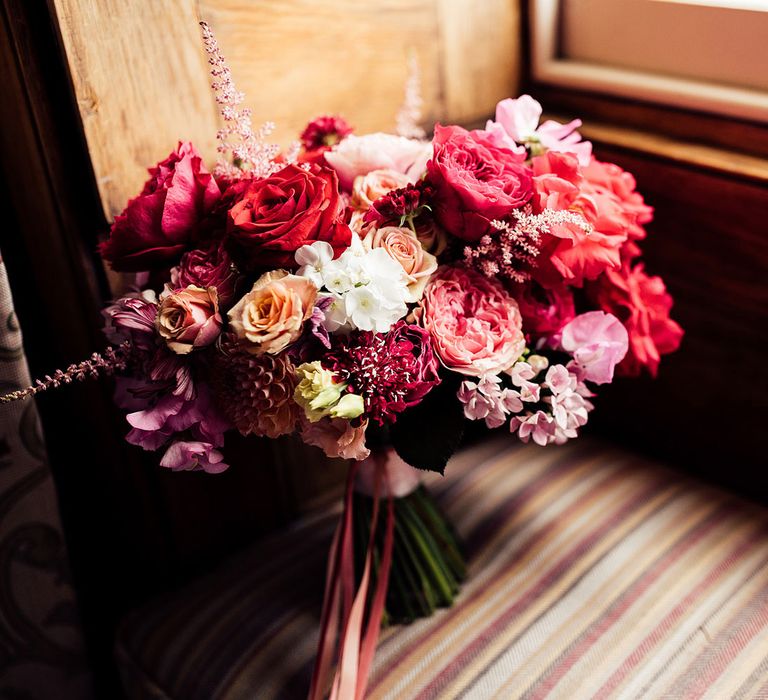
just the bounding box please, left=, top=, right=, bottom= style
left=156, top=285, right=222, bottom=354
left=351, top=169, right=411, bottom=210
left=362, top=226, right=437, bottom=302
left=227, top=270, right=318, bottom=354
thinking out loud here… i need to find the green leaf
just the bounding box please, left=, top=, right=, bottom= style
left=389, top=373, right=465, bottom=474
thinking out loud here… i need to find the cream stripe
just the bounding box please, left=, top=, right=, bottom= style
left=548, top=513, right=761, bottom=699
left=386, top=467, right=669, bottom=699
left=703, top=616, right=768, bottom=700
left=467, top=489, right=716, bottom=699
left=369, top=456, right=634, bottom=698
left=591, top=520, right=768, bottom=699
left=644, top=559, right=768, bottom=698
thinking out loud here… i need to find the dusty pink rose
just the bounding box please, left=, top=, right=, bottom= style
left=362, top=226, right=437, bottom=302
left=227, top=270, right=318, bottom=354
left=159, top=440, right=228, bottom=474
left=156, top=285, right=222, bottom=354
left=417, top=265, right=525, bottom=376
left=351, top=169, right=412, bottom=210
left=300, top=417, right=370, bottom=461
left=324, top=133, right=431, bottom=191
left=560, top=311, right=628, bottom=385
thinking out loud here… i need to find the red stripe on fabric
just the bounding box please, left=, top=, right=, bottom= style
left=593, top=526, right=768, bottom=699
left=412, top=475, right=673, bottom=700
left=681, top=583, right=768, bottom=699
left=524, top=503, right=736, bottom=699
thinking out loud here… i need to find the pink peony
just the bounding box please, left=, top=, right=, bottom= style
left=156, top=286, right=222, bottom=354
left=560, top=311, right=628, bottom=384
left=159, top=440, right=228, bottom=474
left=324, top=133, right=431, bottom=191
left=588, top=263, right=683, bottom=377
left=484, top=95, right=592, bottom=165
left=530, top=151, right=626, bottom=287
left=100, top=142, right=221, bottom=271
left=417, top=265, right=525, bottom=376
left=426, top=124, right=533, bottom=241
left=300, top=417, right=370, bottom=461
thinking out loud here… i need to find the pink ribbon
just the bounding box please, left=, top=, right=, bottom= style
left=309, top=453, right=395, bottom=700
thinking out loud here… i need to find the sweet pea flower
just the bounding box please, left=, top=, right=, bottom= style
left=159, top=440, right=228, bottom=474
left=485, top=95, right=592, bottom=166
left=560, top=311, right=629, bottom=385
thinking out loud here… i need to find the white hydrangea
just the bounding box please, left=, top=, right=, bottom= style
left=295, top=238, right=410, bottom=334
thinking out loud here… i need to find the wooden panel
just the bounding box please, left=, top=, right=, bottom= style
left=437, top=0, right=520, bottom=123
left=51, top=0, right=218, bottom=219
left=52, top=0, right=520, bottom=219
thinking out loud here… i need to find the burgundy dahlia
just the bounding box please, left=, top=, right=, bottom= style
left=363, top=182, right=433, bottom=228
left=324, top=321, right=440, bottom=425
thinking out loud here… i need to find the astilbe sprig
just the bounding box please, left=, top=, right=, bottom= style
left=395, top=53, right=426, bottom=140
left=199, top=21, right=282, bottom=179
left=0, top=341, right=131, bottom=404
left=463, top=208, right=593, bottom=283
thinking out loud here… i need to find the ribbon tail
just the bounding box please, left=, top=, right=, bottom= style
left=309, top=463, right=359, bottom=700
left=355, top=495, right=395, bottom=700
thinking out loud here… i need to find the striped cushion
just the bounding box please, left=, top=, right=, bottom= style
left=116, top=437, right=768, bottom=699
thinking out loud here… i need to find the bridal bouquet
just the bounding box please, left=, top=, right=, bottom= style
left=4, top=22, right=682, bottom=700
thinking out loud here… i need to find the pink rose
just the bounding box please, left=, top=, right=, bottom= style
left=227, top=270, right=318, bottom=354
left=324, top=133, right=432, bottom=191
left=588, top=263, right=683, bottom=377
left=100, top=142, right=221, bottom=271
left=156, top=285, right=222, bottom=354
left=159, top=440, right=228, bottom=474
left=362, top=226, right=437, bottom=302
left=351, top=169, right=412, bottom=210
left=426, top=124, right=533, bottom=242
left=560, top=311, right=628, bottom=384
left=417, top=265, right=525, bottom=376
left=171, top=243, right=239, bottom=307
left=530, top=151, right=626, bottom=287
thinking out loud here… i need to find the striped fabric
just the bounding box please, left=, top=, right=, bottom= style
left=116, top=437, right=768, bottom=699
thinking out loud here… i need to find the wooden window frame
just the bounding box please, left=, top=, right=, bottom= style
left=522, top=0, right=768, bottom=166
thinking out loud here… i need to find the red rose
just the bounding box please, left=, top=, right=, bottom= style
left=425, top=124, right=533, bottom=241
left=226, top=164, right=351, bottom=270
left=100, top=142, right=221, bottom=271
left=588, top=263, right=683, bottom=377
